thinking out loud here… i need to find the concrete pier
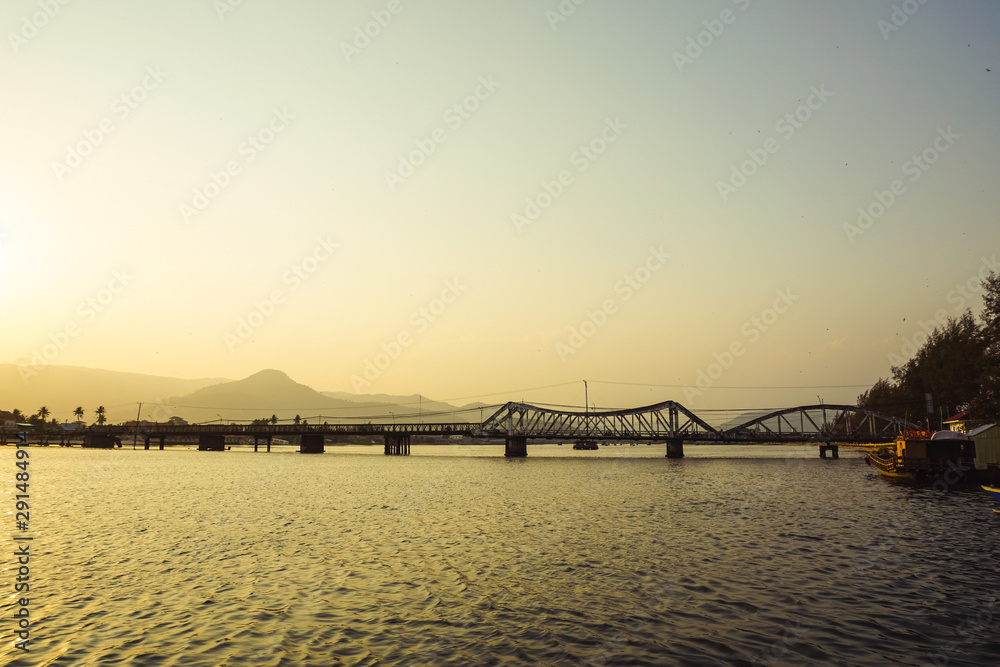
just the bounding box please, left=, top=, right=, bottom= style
left=198, top=434, right=226, bottom=451
left=505, top=436, right=528, bottom=458
left=819, top=444, right=839, bottom=459
left=142, top=436, right=165, bottom=450
left=83, top=434, right=118, bottom=449
left=665, top=439, right=684, bottom=459
left=300, top=434, right=325, bottom=454
left=384, top=434, right=410, bottom=455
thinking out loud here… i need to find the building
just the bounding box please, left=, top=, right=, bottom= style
left=944, top=411, right=970, bottom=433
left=0, top=411, right=17, bottom=430
left=968, top=423, right=1000, bottom=472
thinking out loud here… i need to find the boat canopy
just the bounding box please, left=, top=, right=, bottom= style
left=931, top=430, right=970, bottom=440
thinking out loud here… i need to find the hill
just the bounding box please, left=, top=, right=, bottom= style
left=2, top=365, right=497, bottom=425
left=168, top=371, right=490, bottom=424
left=0, top=364, right=226, bottom=423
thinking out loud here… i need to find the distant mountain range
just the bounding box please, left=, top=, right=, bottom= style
left=2, top=365, right=490, bottom=425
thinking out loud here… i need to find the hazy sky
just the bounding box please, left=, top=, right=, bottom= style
left=2, top=1, right=998, bottom=412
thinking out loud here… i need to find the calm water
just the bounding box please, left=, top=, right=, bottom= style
left=3, top=444, right=998, bottom=666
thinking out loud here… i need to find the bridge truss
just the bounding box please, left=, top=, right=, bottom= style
left=720, top=404, right=920, bottom=443
left=475, top=401, right=718, bottom=441
left=474, top=401, right=916, bottom=444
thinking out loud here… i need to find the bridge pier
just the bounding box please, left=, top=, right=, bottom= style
left=505, top=436, right=528, bottom=458
left=300, top=434, right=325, bottom=454
left=384, top=434, right=410, bottom=456
left=198, top=434, right=226, bottom=451
left=145, top=435, right=166, bottom=450
left=83, top=434, right=118, bottom=449
left=665, top=438, right=684, bottom=459
left=819, top=444, right=839, bottom=459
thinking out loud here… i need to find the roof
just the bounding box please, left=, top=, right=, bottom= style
left=944, top=411, right=969, bottom=423
left=968, top=423, right=998, bottom=437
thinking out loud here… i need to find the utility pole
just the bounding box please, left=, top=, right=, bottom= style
left=133, top=402, right=142, bottom=449
left=584, top=380, right=589, bottom=436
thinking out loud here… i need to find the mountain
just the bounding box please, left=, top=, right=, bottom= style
left=177, top=369, right=332, bottom=410
left=2, top=364, right=497, bottom=425
left=321, top=391, right=494, bottom=419
left=0, top=364, right=227, bottom=423
left=169, top=370, right=491, bottom=424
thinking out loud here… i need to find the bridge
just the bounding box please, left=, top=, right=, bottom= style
left=70, top=400, right=918, bottom=458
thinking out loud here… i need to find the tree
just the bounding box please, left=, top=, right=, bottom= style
left=982, top=270, right=1000, bottom=335
left=970, top=271, right=1000, bottom=421
left=891, top=311, right=986, bottom=422
left=95, top=406, right=107, bottom=426
left=858, top=378, right=906, bottom=417
left=293, top=414, right=301, bottom=425
left=859, top=278, right=1000, bottom=426
left=37, top=406, right=50, bottom=421
left=270, top=414, right=278, bottom=425
left=74, top=406, right=85, bottom=422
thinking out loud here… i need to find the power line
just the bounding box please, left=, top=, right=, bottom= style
left=592, top=380, right=875, bottom=390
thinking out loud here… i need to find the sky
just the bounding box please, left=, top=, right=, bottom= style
left=2, top=0, right=998, bottom=413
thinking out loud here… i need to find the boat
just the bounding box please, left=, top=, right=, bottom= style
left=866, top=430, right=977, bottom=482
left=573, top=440, right=599, bottom=450
left=984, top=486, right=1000, bottom=513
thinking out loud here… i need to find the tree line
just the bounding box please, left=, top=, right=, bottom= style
left=858, top=270, right=999, bottom=427
left=5, top=406, right=108, bottom=428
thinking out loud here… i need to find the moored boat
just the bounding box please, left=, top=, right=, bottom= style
left=866, top=430, right=977, bottom=483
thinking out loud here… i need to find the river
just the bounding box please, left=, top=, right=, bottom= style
left=2, top=444, right=998, bottom=665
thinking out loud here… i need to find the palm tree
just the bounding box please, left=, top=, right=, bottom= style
left=95, top=406, right=107, bottom=426
left=74, top=406, right=85, bottom=423
left=270, top=414, right=278, bottom=425
left=37, top=406, right=50, bottom=421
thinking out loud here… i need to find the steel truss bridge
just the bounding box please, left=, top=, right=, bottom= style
left=72, top=400, right=918, bottom=458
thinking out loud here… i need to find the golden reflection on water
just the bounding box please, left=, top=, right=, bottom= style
left=2, top=445, right=998, bottom=665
